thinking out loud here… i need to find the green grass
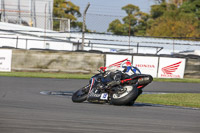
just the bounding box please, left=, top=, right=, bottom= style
left=0, top=72, right=93, bottom=79
left=136, top=93, right=200, bottom=108
left=153, top=78, right=200, bottom=83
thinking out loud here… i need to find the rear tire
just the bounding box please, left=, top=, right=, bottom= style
left=126, top=89, right=143, bottom=106
left=72, top=85, right=90, bottom=103
left=110, top=85, right=138, bottom=105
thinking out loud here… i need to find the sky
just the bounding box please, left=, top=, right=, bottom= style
left=70, top=0, right=157, bottom=32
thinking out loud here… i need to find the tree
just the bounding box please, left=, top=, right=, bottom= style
left=147, top=0, right=200, bottom=37
left=134, top=12, right=150, bottom=36
left=179, top=0, right=200, bottom=22
left=108, top=4, right=148, bottom=36
left=150, top=2, right=167, bottom=19
left=107, top=20, right=125, bottom=35
left=169, top=0, right=188, bottom=6
left=122, top=4, right=139, bottom=15
left=146, top=17, right=199, bottom=37
left=53, top=0, right=82, bottom=31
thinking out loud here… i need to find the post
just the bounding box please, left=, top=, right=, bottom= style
left=1, top=0, right=6, bottom=22
left=48, top=1, right=53, bottom=30
left=18, top=0, right=21, bottom=24
left=26, top=39, right=28, bottom=49
left=137, top=42, right=139, bottom=54
left=173, top=39, right=175, bottom=54
left=81, top=3, right=90, bottom=50
left=128, top=15, right=131, bottom=53
left=77, top=40, right=80, bottom=50
left=44, top=4, right=47, bottom=48
left=33, top=0, right=37, bottom=27
left=30, top=0, right=33, bottom=26
left=16, top=36, right=18, bottom=48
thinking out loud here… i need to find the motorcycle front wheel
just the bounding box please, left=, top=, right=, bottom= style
left=110, top=85, right=138, bottom=105
left=72, top=84, right=90, bottom=103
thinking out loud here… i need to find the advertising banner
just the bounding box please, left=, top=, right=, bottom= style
left=132, top=56, right=159, bottom=77
left=106, top=54, right=132, bottom=66
left=0, top=49, right=12, bottom=72
left=158, top=57, right=186, bottom=78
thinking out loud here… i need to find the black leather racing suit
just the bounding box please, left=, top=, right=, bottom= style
left=105, top=70, right=128, bottom=87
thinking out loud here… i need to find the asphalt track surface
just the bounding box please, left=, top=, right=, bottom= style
left=0, top=76, right=200, bottom=133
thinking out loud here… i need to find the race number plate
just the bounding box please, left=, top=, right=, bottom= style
left=100, top=93, right=108, bottom=100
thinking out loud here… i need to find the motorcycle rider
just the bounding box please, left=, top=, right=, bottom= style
left=87, top=60, right=152, bottom=103
left=102, top=60, right=152, bottom=101
left=100, top=60, right=138, bottom=88
left=73, top=59, right=153, bottom=104
left=87, top=60, right=135, bottom=102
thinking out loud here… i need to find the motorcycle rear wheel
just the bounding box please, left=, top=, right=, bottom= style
left=111, top=85, right=138, bottom=105
left=72, top=84, right=90, bottom=103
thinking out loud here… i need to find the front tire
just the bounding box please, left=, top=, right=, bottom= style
left=110, top=85, right=138, bottom=105
left=72, top=84, right=90, bottom=103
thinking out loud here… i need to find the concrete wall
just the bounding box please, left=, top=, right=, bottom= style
left=184, top=57, right=200, bottom=78
left=11, top=49, right=104, bottom=74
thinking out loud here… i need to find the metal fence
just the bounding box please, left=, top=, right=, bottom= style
left=0, top=0, right=71, bottom=31
left=0, top=1, right=200, bottom=55
left=0, top=29, right=200, bottom=55
left=0, top=12, right=70, bottom=31
left=70, top=32, right=200, bottom=55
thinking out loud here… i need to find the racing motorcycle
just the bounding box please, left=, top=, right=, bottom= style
left=72, top=64, right=153, bottom=106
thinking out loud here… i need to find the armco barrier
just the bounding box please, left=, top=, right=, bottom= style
left=1, top=48, right=200, bottom=78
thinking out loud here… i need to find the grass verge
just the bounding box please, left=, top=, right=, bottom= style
left=153, top=78, right=200, bottom=83
left=0, top=72, right=93, bottom=79
left=136, top=93, right=200, bottom=108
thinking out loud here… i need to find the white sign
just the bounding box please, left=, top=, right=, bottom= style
left=0, top=49, right=12, bottom=72
left=132, top=56, right=159, bottom=77
left=158, top=57, right=186, bottom=78
left=106, top=54, right=132, bottom=66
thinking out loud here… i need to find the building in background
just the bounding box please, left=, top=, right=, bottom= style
left=0, top=0, right=53, bottom=30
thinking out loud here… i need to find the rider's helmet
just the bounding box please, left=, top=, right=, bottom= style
left=121, top=60, right=141, bottom=75
left=121, top=60, right=132, bottom=73
left=124, top=61, right=132, bottom=72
